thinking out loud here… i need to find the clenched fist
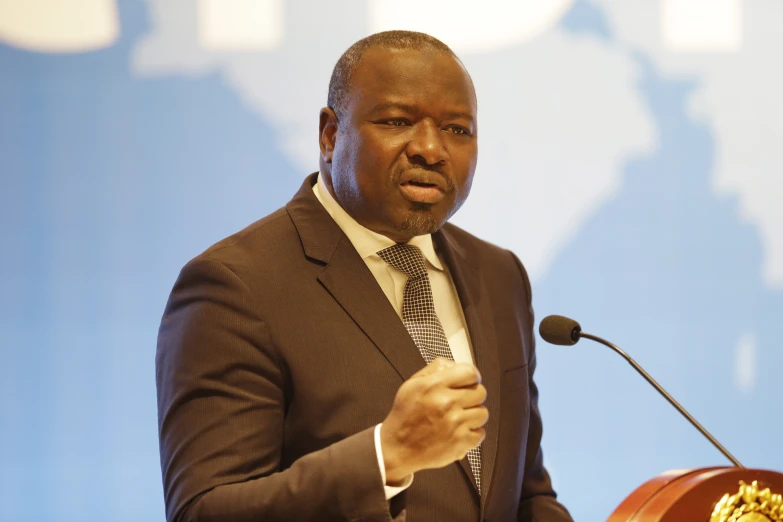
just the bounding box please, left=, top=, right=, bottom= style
left=380, top=358, right=489, bottom=484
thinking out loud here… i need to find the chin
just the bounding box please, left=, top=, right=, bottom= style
left=398, top=210, right=443, bottom=237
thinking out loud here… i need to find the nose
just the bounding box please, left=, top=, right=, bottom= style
left=405, top=119, right=448, bottom=166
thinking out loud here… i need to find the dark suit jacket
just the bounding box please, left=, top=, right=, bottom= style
left=156, top=174, right=572, bottom=522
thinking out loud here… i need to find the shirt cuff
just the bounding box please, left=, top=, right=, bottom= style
left=374, top=423, right=414, bottom=500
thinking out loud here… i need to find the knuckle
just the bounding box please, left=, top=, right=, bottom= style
left=422, top=374, right=441, bottom=392
left=398, top=379, right=419, bottom=398
left=476, top=384, right=487, bottom=403
left=433, top=394, right=454, bottom=414
left=445, top=409, right=462, bottom=426
left=452, top=425, right=470, bottom=446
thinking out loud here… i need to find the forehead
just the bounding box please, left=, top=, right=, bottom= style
left=346, top=47, right=477, bottom=115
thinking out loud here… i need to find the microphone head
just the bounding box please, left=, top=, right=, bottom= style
left=539, top=315, right=582, bottom=346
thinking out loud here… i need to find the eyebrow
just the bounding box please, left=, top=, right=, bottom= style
left=442, top=110, right=475, bottom=123
left=371, top=101, right=417, bottom=114
left=370, top=102, right=474, bottom=123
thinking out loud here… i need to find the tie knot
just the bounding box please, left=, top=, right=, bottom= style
left=377, top=243, right=429, bottom=279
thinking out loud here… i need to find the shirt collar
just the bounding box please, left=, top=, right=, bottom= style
left=313, top=174, right=444, bottom=271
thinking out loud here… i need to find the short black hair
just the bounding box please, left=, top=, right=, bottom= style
left=327, top=30, right=463, bottom=120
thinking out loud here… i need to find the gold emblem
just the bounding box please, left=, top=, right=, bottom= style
left=710, top=480, right=783, bottom=522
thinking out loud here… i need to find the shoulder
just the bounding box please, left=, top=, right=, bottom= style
left=440, top=221, right=533, bottom=297
left=440, top=222, right=522, bottom=270
left=183, top=206, right=303, bottom=282
left=440, top=222, right=503, bottom=253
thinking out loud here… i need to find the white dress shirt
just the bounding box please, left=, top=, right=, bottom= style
left=312, top=175, right=474, bottom=500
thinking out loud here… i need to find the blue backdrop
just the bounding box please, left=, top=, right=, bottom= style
left=2, top=1, right=781, bottom=520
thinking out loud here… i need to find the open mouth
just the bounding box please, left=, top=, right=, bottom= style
left=405, top=180, right=439, bottom=189
left=399, top=180, right=445, bottom=204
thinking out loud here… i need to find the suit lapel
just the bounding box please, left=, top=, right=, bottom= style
left=317, top=237, right=427, bottom=381
left=286, top=174, right=426, bottom=383
left=288, top=176, right=500, bottom=503
left=435, top=227, right=501, bottom=505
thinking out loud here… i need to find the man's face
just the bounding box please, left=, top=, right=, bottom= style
left=320, top=47, right=478, bottom=243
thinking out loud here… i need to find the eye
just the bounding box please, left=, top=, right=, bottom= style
left=445, top=125, right=470, bottom=136
left=382, top=118, right=409, bottom=127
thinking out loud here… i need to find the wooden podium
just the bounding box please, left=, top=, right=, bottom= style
left=608, top=467, right=783, bottom=521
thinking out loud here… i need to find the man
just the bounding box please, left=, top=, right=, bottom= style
left=157, top=31, right=572, bottom=522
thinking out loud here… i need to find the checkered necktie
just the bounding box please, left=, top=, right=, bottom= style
left=377, top=243, right=482, bottom=493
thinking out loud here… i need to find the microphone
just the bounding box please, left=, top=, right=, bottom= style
left=539, top=314, right=744, bottom=468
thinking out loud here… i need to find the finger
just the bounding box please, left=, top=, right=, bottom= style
left=461, top=406, right=489, bottom=430
left=457, top=426, right=486, bottom=455
left=436, top=363, right=482, bottom=389
left=451, top=384, right=487, bottom=409
left=468, top=427, right=486, bottom=448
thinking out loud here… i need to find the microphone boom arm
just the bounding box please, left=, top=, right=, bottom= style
left=579, top=331, right=744, bottom=468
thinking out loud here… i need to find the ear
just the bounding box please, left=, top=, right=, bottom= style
left=319, top=107, right=339, bottom=163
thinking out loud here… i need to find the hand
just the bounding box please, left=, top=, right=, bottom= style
left=380, top=358, right=488, bottom=485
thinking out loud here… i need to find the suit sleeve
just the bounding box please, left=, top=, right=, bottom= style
left=156, top=257, right=403, bottom=522
left=508, top=252, right=574, bottom=522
